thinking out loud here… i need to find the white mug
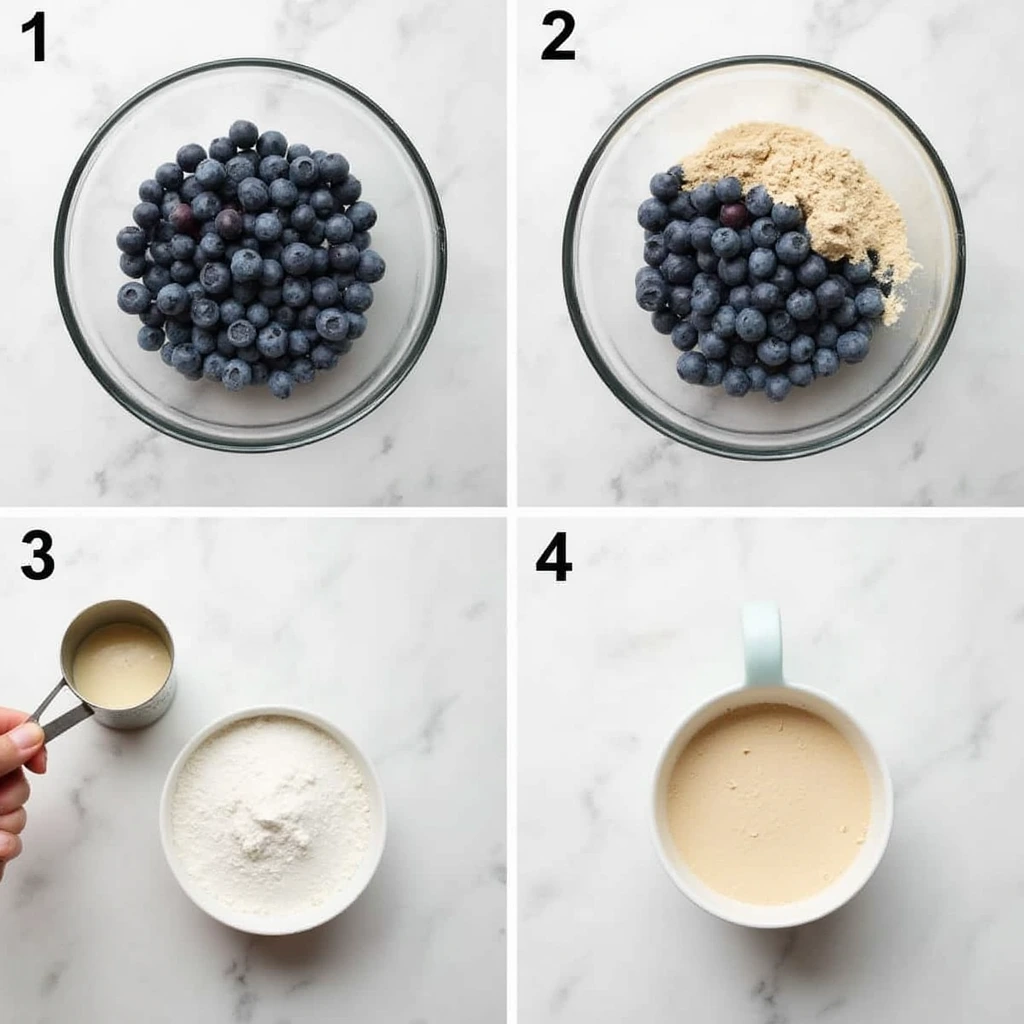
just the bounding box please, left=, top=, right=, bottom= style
left=651, top=602, right=894, bottom=928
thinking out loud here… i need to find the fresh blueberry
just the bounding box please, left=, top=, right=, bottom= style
left=257, top=130, right=288, bottom=158
left=729, top=285, right=752, bottom=310
left=116, top=225, right=148, bottom=255
left=756, top=337, right=789, bottom=367
left=138, top=304, right=165, bottom=328
left=649, top=172, right=680, bottom=202
left=765, top=373, right=792, bottom=402
left=287, top=358, right=314, bottom=385
left=165, top=320, right=192, bottom=346
left=327, top=243, right=360, bottom=274
left=690, top=312, right=714, bottom=333
left=246, top=302, right=271, bottom=329
left=228, top=119, right=259, bottom=149
left=747, top=364, right=768, bottom=391
left=788, top=362, right=814, bottom=387
left=282, top=276, right=312, bottom=308
left=687, top=216, right=717, bottom=253
left=833, top=297, right=858, bottom=328
left=786, top=288, right=817, bottom=320
left=256, top=323, right=288, bottom=359
left=251, top=211, right=281, bottom=242
left=817, top=322, right=840, bottom=348
left=264, top=369, right=292, bottom=399
left=663, top=220, right=692, bottom=255
left=712, top=305, right=737, bottom=338
left=213, top=209, right=242, bottom=242
left=170, top=259, right=197, bottom=284
left=345, top=313, right=367, bottom=340
left=719, top=203, right=748, bottom=230
left=320, top=214, right=353, bottom=246
left=690, top=284, right=720, bottom=316
left=748, top=247, right=777, bottom=279
left=155, top=283, right=188, bottom=315
left=715, top=176, right=743, bottom=203
left=815, top=277, right=846, bottom=311
left=137, top=325, right=164, bottom=351
left=356, top=249, right=385, bottom=283
left=194, top=158, right=226, bottom=190
left=332, top=175, right=362, bottom=206
left=120, top=252, right=148, bottom=278
left=132, top=202, right=161, bottom=231
left=169, top=233, right=196, bottom=261
left=718, top=256, right=748, bottom=287
left=191, top=191, right=221, bottom=221
left=843, top=258, right=874, bottom=284
left=191, top=328, right=216, bottom=356
left=249, top=362, right=271, bottom=385
left=789, top=334, right=816, bottom=363
left=745, top=185, right=774, bottom=218
left=722, top=366, right=751, bottom=396
left=660, top=253, right=695, bottom=285
left=711, top=227, right=741, bottom=258
left=668, top=191, right=696, bottom=221
left=749, top=217, right=778, bottom=248
left=259, top=286, right=283, bottom=308
left=813, top=348, right=840, bottom=377
left=751, top=282, right=781, bottom=312
left=160, top=191, right=182, bottom=219
left=689, top=182, right=719, bottom=215
left=315, top=152, right=349, bottom=184
left=770, top=265, right=796, bottom=294
left=139, top=179, right=164, bottom=204
left=288, top=329, right=312, bottom=357
left=200, top=352, right=227, bottom=382
left=238, top=177, right=270, bottom=212
left=736, top=307, right=767, bottom=343
left=730, top=342, right=755, bottom=368
left=221, top=358, right=252, bottom=391
left=855, top=287, right=885, bottom=319
left=671, top=321, right=698, bottom=351
left=199, top=261, right=232, bottom=295
left=175, top=143, right=207, bottom=172
left=159, top=341, right=176, bottom=366
left=854, top=319, right=874, bottom=340
left=155, top=162, right=184, bottom=190
left=767, top=309, right=797, bottom=342
left=281, top=242, right=315, bottom=276
left=259, top=155, right=290, bottom=183
left=342, top=282, right=374, bottom=313
left=311, top=277, right=340, bottom=308
left=208, top=136, right=236, bottom=163
left=702, top=359, right=726, bottom=386
left=837, top=331, right=870, bottom=363
left=226, top=319, right=257, bottom=348
left=314, top=306, right=350, bottom=342
left=699, top=332, right=729, bottom=359
left=696, top=250, right=719, bottom=274
left=311, top=343, right=340, bottom=370
left=737, top=227, right=754, bottom=255
left=776, top=231, right=810, bottom=266
left=676, top=350, right=707, bottom=384
left=170, top=342, right=201, bottom=376
left=771, top=202, right=802, bottom=230
left=636, top=277, right=668, bottom=312
left=652, top=310, right=678, bottom=335
left=219, top=298, right=246, bottom=325
left=191, top=297, right=220, bottom=329
left=796, top=254, right=828, bottom=288
left=199, top=233, right=226, bottom=262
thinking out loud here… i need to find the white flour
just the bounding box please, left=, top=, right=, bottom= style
left=171, top=715, right=372, bottom=916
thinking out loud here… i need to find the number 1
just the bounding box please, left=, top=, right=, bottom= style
left=22, top=11, right=45, bottom=62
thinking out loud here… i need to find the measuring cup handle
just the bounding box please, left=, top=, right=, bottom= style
left=28, top=679, right=95, bottom=744
left=742, top=602, right=785, bottom=687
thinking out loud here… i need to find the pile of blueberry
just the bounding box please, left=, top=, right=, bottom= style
left=635, top=170, right=887, bottom=401
left=115, top=119, right=385, bottom=399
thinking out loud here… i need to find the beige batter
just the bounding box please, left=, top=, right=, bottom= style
left=666, top=703, right=871, bottom=904
left=72, top=623, right=170, bottom=709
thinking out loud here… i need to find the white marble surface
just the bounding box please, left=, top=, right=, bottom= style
left=519, top=517, right=1024, bottom=1021
left=518, top=0, right=1020, bottom=506
left=0, top=0, right=505, bottom=506
left=0, top=517, right=505, bottom=1021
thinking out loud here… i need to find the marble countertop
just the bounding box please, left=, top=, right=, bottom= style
left=0, top=0, right=505, bottom=506
left=0, top=517, right=505, bottom=1021
left=519, top=517, right=1024, bottom=1021
left=519, top=0, right=1018, bottom=506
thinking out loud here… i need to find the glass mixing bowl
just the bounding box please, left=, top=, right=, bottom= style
left=55, top=58, right=446, bottom=452
left=563, top=56, right=965, bottom=460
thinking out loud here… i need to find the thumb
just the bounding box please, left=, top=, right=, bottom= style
left=0, top=721, right=45, bottom=776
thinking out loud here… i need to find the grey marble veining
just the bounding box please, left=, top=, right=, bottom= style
left=0, top=0, right=505, bottom=507
left=519, top=517, right=1024, bottom=1022
left=519, top=0, right=1021, bottom=506
left=0, top=518, right=506, bottom=1021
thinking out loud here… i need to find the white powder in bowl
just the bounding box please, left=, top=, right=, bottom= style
left=170, top=715, right=372, bottom=916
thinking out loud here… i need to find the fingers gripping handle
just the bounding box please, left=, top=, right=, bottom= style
left=29, top=679, right=95, bottom=743
left=742, top=602, right=784, bottom=687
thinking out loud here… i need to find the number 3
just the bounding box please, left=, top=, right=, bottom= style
left=22, top=529, right=54, bottom=580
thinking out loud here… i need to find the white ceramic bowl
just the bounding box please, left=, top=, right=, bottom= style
left=159, top=705, right=386, bottom=935
left=651, top=683, right=894, bottom=928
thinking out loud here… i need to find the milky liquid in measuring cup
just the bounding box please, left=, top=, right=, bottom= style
left=71, top=623, right=171, bottom=709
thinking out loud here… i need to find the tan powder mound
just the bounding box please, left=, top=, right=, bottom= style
left=681, top=122, right=918, bottom=325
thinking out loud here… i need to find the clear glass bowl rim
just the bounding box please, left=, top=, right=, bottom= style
left=562, top=54, right=967, bottom=461
left=54, top=56, right=448, bottom=454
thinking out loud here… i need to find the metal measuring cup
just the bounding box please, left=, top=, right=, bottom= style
left=29, top=600, right=176, bottom=743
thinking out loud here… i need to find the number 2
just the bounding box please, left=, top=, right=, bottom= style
left=542, top=10, right=575, bottom=60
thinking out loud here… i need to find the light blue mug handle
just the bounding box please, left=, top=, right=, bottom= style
left=742, top=601, right=784, bottom=687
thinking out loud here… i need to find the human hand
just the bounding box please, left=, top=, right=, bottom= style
left=0, top=709, right=47, bottom=882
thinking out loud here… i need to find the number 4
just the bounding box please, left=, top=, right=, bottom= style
left=536, top=531, right=572, bottom=582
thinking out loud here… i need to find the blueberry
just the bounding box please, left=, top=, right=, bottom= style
left=246, top=302, right=271, bottom=329
left=677, top=350, right=707, bottom=384
left=714, top=176, right=743, bottom=203
left=317, top=153, right=350, bottom=184
left=345, top=313, right=367, bottom=340
left=756, top=337, right=789, bottom=367
left=238, top=177, right=270, bottom=212
left=249, top=362, right=271, bottom=385
left=259, top=154, right=290, bottom=183
left=226, top=120, right=257, bottom=150
left=281, top=242, right=314, bottom=276
left=690, top=312, right=715, bottom=333
left=749, top=217, right=778, bottom=248
left=356, top=249, right=385, bottom=283
left=703, top=359, right=726, bottom=386
left=790, top=334, right=816, bottom=363
left=191, top=191, right=221, bottom=222
left=191, top=328, right=216, bottom=356
left=221, top=358, right=252, bottom=391
left=737, top=228, right=754, bottom=255
left=659, top=253, right=694, bottom=285
left=722, top=366, right=751, bottom=396
left=652, top=310, right=678, bottom=335
left=832, top=297, right=858, bottom=329
left=185, top=281, right=206, bottom=304
left=199, top=352, right=226, bottom=382
left=159, top=341, right=176, bottom=366
left=687, top=217, right=716, bottom=253
left=310, top=277, right=339, bottom=309
left=130, top=203, right=160, bottom=232
left=250, top=212, right=280, bottom=243
left=286, top=329, right=311, bottom=357
left=767, top=310, right=797, bottom=342
left=663, top=220, right=692, bottom=255
left=641, top=236, right=666, bottom=270
left=259, top=286, right=283, bottom=308
left=786, top=288, right=817, bottom=320
left=696, top=250, right=720, bottom=274
left=168, top=233, right=195, bottom=261
left=263, top=369, right=292, bottom=399
left=328, top=243, right=360, bottom=273
left=311, top=343, right=340, bottom=370
left=788, top=362, right=814, bottom=387
left=342, top=282, right=374, bottom=313
left=150, top=241, right=174, bottom=268
left=169, top=342, right=200, bottom=376
left=199, top=261, right=232, bottom=295
left=719, top=256, right=749, bottom=287
left=139, top=178, right=164, bottom=204
left=730, top=342, right=755, bottom=368
left=650, top=172, right=680, bottom=202
left=257, top=130, right=288, bottom=158
left=137, top=325, right=164, bottom=351
left=689, top=182, right=719, bottom=215
left=219, top=298, right=245, bottom=325
left=816, top=278, right=846, bottom=311
left=837, top=331, right=870, bottom=363
left=736, top=307, right=767, bottom=343
left=711, top=305, right=736, bottom=338
left=256, top=323, right=288, bottom=359
left=190, top=297, right=219, bottom=329
left=748, top=247, right=777, bottom=280
left=770, top=265, right=796, bottom=295
left=192, top=158, right=225, bottom=190
left=317, top=214, right=353, bottom=247
left=751, top=282, right=780, bottom=312
left=855, top=287, right=885, bottom=319
left=699, top=332, right=729, bottom=359
left=332, top=175, right=362, bottom=206
left=711, top=227, right=741, bottom=258
left=282, top=276, right=312, bottom=308
left=155, top=162, right=184, bottom=190
left=843, top=258, right=874, bottom=285
left=854, top=319, right=874, bottom=339
left=138, top=304, right=165, bottom=328
left=764, top=373, right=792, bottom=402
left=690, top=284, right=720, bottom=316
left=668, top=191, right=696, bottom=221
left=671, top=321, right=698, bottom=351
left=719, top=203, right=748, bottom=230
left=235, top=344, right=260, bottom=364
left=174, top=142, right=206, bottom=171
left=120, top=252, right=148, bottom=277
left=817, top=322, right=839, bottom=348
left=637, top=199, right=670, bottom=232
left=720, top=284, right=752, bottom=313
left=226, top=319, right=257, bottom=348
left=155, top=283, right=188, bottom=315
left=747, top=364, right=768, bottom=391
left=813, top=348, right=840, bottom=378
left=170, top=260, right=197, bottom=285
left=286, top=358, right=313, bottom=385
left=206, top=136, right=234, bottom=162
left=227, top=250, right=260, bottom=286
left=636, top=277, right=668, bottom=312
left=776, top=231, right=810, bottom=267
left=161, top=191, right=182, bottom=219
left=745, top=185, right=773, bottom=218
left=213, top=209, right=242, bottom=242
left=199, top=232, right=227, bottom=262
left=796, top=254, right=828, bottom=288
left=771, top=202, right=802, bottom=230
left=116, top=225, right=147, bottom=255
